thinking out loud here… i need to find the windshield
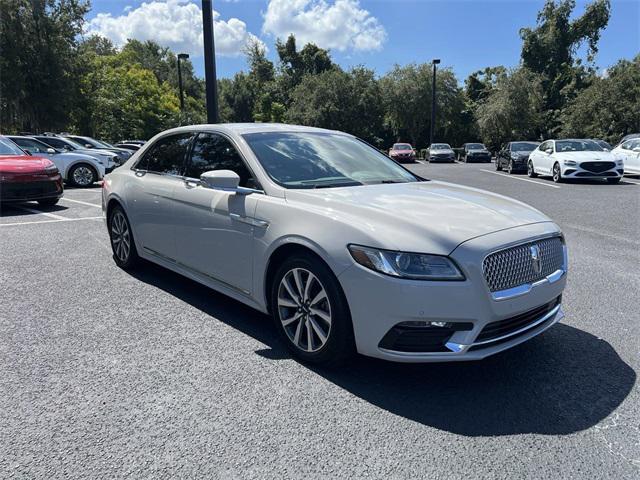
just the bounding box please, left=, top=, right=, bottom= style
left=431, top=144, right=451, bottom=150
left=0, top=137, right=26, bottom=155
left=393, top=144, right=412, bottom=150
left=556, top=140, right=604, bottom=152
left=95, top=139, right=115, bottom=148
left=467, top=143, right=485, bottom=150
left=511, top=142, right=538, bottom=152
left=595, top=140, right=612, bottom=150
left=243, top=132, right=419, bottom=189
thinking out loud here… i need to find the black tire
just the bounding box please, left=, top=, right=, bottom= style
left=270, top=253, right=355, bottom=367
left=68, top=163, right=97, bottom=188
left=527, top=160, right=538, bottom=178
left=552, top=162, right=563, bottom=183
left=607, top=177, right=621, bottom=184
left=495, top=158, right=502, bottom=171
left=108, top=205, right=139, bottom=269
left=37, top=198, right=59, bottom=207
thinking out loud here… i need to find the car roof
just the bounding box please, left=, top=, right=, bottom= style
left=160, top=123, right=346, bottom=137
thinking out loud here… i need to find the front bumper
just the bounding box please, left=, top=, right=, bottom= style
left=338, top=222, right=567, bottom=362
left=0, top=176, right=64, bottom=203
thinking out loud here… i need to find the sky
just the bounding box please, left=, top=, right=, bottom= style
left=86, top=0, right=640, bottom=81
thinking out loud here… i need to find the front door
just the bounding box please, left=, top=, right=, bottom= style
left=173, top=132, right=263, bottom=294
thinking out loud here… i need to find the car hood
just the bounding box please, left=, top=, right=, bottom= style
left=0, top=155, right=50, bottom=173
left=391, top=150, right=413, bottom=155
left=285, top=181, right=552, bottom=255
left=432, top=149, right=454, bottom=155
left=469, top=149, right=490, bottom=154
left=553, top=151, right=614, bottom=162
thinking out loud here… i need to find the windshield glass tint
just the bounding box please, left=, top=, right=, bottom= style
left=467, top=143, right=485, bottom=150
left=0, top=138, right=25, bottom=155
left=512, top=142, right=538, bottom=152
left=431, top=144, right=450, bottom=150
left=243, top=132, right=418, bottom=189
left=393, top=144, right=412, bottom=150
left=556, top=140, right=604, bottom=152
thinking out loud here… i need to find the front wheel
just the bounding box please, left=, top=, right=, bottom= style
left=552, top=163, right=563, bottom=183
left=109, top=206, right=139, bottom=269
left=507, top=160, right=514, bottom=174
left=495, top=159, right=502, bottom=171
left=607, top=177, right=621, bottom=184
left=527, top=160, right=538, bottom=178
left=271, top=254, right=354, bottom=367
left=68, top=164, right=97, bottom=188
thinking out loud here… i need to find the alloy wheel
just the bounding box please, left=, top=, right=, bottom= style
left=277, top=268, right=332, bottom=353
left=553, top=164, right=561, bottom=182
left=110, top=211, right=131, bottom=263
left=73, top=166, right=94, bottom=186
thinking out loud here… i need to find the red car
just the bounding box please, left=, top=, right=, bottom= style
left=0, top=136, right=63, bottom=206
left=388, top=143, right=416, bottom=163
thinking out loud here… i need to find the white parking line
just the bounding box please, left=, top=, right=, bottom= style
left=60, top=197, right=102, bottom=208
left=480, top=169, right=561, bottom=189
left=17, top=205, right=68, bottom=219
left=0, top=216, right=103, bottom=227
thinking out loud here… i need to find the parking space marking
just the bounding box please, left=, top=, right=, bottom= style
left=60, top=197, right=102, bottom=208
left=480, top=169, right=561, bottom=189
left=0, top=216, right=103, bottom=228
left=17, top=205, right=68, bottom=219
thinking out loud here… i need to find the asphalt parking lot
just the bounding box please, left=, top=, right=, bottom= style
left=1, top=163, right=639, bottom=478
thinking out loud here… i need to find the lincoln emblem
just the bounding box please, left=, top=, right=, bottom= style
left=530, top=244, right=542, bottom=274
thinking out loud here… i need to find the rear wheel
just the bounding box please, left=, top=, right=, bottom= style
left=495, top=158, right=502, bottom=171
left=37, top=198, right=59, bottom=207
left=271, top=254, right=354, bottom=367
left=68, top=164, right=97, bottom=188
left=527, top=160, right=538, bottom=178
left=552, top=163, right=563, bottom=183
left=109, top=206, right=139, bottom=269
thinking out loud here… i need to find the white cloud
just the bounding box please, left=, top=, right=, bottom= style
left=262, top=0, right=386, bottom=52
left=87, top=0, right=264, bottom=57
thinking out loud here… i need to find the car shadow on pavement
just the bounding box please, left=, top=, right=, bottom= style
left=129, top=261, right=635, bottom=437
left=0, top=203, right=68, bottom=217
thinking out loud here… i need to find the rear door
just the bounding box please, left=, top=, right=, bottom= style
left=127, top=133, right=193, bottom=261
left=172, top=132, right=262, bottom=294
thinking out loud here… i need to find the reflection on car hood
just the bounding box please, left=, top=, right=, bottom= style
left=432, top=149, right=454, bottom=154
left=0, top=155, right=49, bottom=174
left=553, top=151, right=614, bottom=162
left=285, top=181, right=552, bottom=255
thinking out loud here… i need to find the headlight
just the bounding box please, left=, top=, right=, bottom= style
left=348, top=245, right=465, bottom=280
left=616, top=159, right=624, bottom=165
left=563, top=160, right=577, bottom=166
left=44, top=164, right=59, bottom=174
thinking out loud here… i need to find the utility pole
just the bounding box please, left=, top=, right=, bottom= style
left=202, top=0, right=219, bottom=123
left=177, top=53, right=189, bottom=112
left=430, top=58, right=440, bottom=146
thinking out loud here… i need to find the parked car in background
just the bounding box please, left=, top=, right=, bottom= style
left=496, top=141, right=540, bottom=174
left=618, top=133, right=640, bottom=145
left=460, top=143, right=492, bottom=162
left=0, top=136, right=63, bottom=206
left=8, top=136, right=108, bottom=187
left=388, top=143, right=416, bottom=163
left=118, top=139, right=146, bottom=146
left=528, top=139, right=623, bottom=183
left=611, top=138, right=640, bottom=175
left=34, top=135, right=122, bottom=168
left=590, top=139, right=612, bottom=151
left=427, top=143, right=455, bottom=163
left=103, top=123, right=567, bottom=366
left=114, top=143, right=141, bottom=152
left=63, top=135, right=132, bottom=163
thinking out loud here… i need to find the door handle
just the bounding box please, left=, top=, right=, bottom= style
left=229, top=213, right=269, bottom=228
left=184, top=179, right=200, bottom=188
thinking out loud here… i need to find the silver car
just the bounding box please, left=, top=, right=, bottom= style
left=102, top=124, right=567, bottom=366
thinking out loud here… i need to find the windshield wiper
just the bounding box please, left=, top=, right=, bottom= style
left=312, top=181, right=363, bottom=189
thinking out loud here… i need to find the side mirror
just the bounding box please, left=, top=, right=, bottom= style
left=47, top=148, right=56, bottom=154
left=545, top=148, right=553, bottom=154
left=633, top=147, right=640, bottom=152
left=200, top=170, right=258, bottom=195
left=85, top=144, right=93, bottom=148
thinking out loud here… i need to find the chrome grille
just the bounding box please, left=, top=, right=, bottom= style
left=483, top=237, right=564, bottom=292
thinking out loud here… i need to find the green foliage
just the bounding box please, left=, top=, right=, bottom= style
left=560, top=56, right=640, bottom=143
left=476, top=68, right=545, bottom=150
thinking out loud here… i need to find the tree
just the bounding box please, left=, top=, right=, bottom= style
left=520, top=0, right=610, bottom=131
left=0, top=0, right=89, bottom=132
left=287, top=67, right=384, bottom=144
left=475, top=68, right=545, bottom=150
left=560, top=56, right=640, bottom=143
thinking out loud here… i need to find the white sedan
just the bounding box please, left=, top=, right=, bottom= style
left=528, top=139, right=624, bottom=183
left=102, top=124, right=567, bottom=366
left=611, top=138, right=640, bottom=175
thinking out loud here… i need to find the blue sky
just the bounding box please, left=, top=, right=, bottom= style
left=87, top=0, right=639, bottom=81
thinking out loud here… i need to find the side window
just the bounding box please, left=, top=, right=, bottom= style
left=185, top=133, right=257, bottom=188
left=38, top=138, right=65, bottom=149
left=138, top=133, right=192, bottom=175
left=539, top=141, right=550, bottom=151
left=16, top=139, right=46, bottom=153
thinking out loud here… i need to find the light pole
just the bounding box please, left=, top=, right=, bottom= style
left=177, top=53, right=189, bottom=112
left=202, top=0, right=219, bottom=123
left=430, top=58, right=440, bottom=146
